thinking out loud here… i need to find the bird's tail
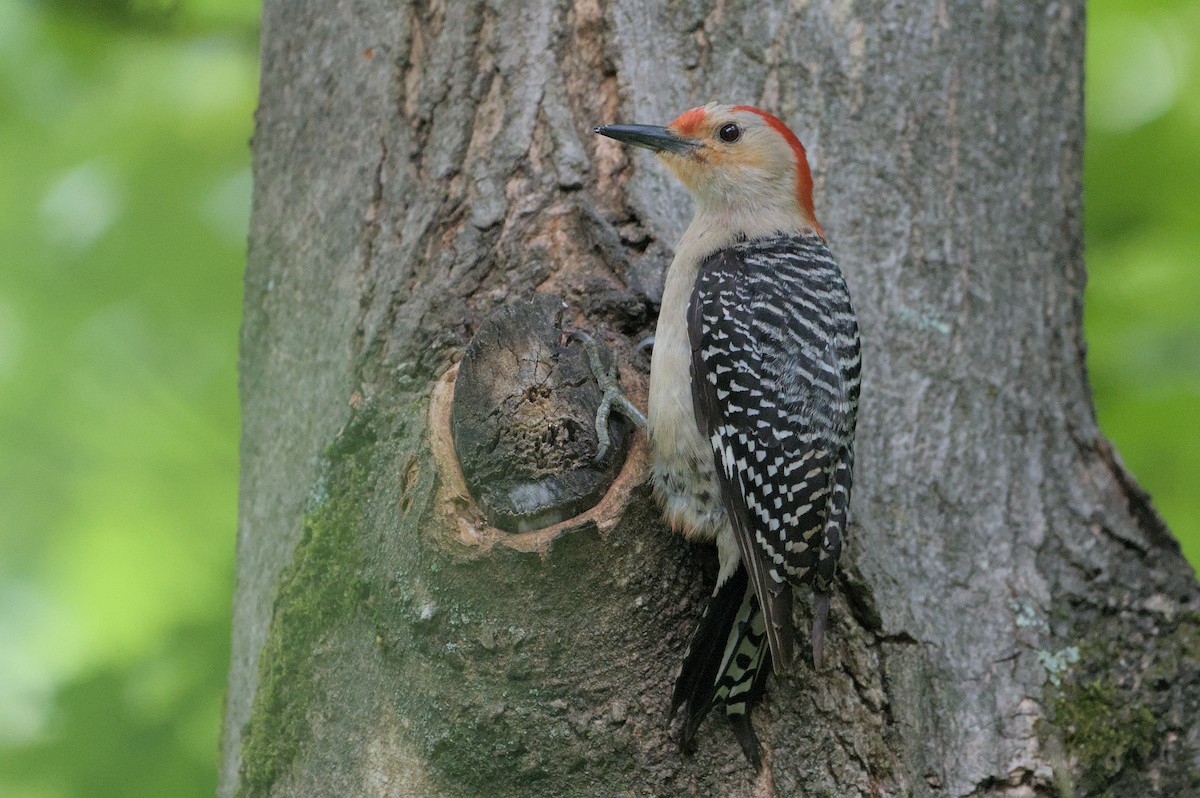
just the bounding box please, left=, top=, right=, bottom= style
left=669, top=565, right=773, bottom=768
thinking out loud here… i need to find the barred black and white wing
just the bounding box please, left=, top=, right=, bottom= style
left=687, top=232, right=861, bottom=672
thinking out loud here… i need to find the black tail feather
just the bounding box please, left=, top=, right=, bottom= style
left=669, top=566, right=773, bottom=767
left=669, top=567, right=750, bottom=739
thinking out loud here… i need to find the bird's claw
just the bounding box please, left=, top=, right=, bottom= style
left=568, top=330, right=647, bottom=462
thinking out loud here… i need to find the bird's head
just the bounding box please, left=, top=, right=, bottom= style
left=596, top=102, right=821, bottom=236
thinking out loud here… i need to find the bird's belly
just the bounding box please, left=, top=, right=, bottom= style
left=652, top=439, right=726, bottom=542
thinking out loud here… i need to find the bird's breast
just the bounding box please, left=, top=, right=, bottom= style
left=647, top=247, right=725, bottom=541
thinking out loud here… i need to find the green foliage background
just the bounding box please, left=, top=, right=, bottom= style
left=0, top=0, right=1195, bottom=794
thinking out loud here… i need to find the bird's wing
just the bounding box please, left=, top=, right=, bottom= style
left=687, top=233, right=860, bottom=670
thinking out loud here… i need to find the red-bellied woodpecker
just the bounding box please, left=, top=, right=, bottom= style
left=593, top=103, right=861, bottom=767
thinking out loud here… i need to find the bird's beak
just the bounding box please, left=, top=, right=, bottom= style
left=594, top=124, right=700, bottom=155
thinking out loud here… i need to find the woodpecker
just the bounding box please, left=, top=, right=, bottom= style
left=594, top=103, right=861, bottom=766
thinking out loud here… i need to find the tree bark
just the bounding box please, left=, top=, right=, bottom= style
left=221, top=1, right=1200, bottom=796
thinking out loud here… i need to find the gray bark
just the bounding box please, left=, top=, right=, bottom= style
left=221, top=1, right=1200, bottom=796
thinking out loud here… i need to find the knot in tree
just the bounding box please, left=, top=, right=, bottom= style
left=450, top=294, right=634, bottom=532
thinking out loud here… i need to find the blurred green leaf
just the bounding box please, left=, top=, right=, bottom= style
left=0, top=1, right=255, bottom=795
left=1085, top=0, right=1200, bottom=568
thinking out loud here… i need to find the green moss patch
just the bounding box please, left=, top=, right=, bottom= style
left=1054, top=679, right=1155, bottom=796
left=1042, top=608, right=1200, bottom=796
left=235, top=472, right=367, bottom=797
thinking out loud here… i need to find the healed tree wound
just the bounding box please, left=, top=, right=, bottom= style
left=449, top=294, right=638, bottom=533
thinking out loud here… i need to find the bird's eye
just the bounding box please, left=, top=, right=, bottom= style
left=718, top=123, right=741, bottom=143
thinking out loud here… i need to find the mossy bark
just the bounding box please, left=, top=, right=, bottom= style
left=222, top=1, right=1200, bottom=796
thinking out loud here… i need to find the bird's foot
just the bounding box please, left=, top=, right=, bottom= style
left=568, top=330, right=647, bottom=461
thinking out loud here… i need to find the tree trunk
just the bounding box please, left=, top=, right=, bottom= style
left=220, top=1, right=1200, bottom=796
